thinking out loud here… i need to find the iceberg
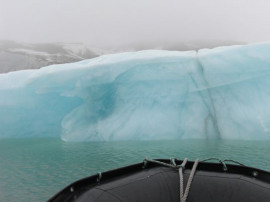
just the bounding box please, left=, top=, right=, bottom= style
left=1, top=43, right=270, bottom=141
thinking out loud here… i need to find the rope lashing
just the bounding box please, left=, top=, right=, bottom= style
left=96, top=172, right=102, bottom=182
left=180, top=159, right=199, bottom=202
left=143, top=158, right=245, bottom=201
left=202, top=157, right=228, bottom=171
left=202, top=157, right=246, bottom=171
left=179, top=158, right=188, bottom=201
left=143, top=158, right=180, bottom=169
left=223, top=159, right=246, bottom=166
left=143, top=158, right=199, bottom=202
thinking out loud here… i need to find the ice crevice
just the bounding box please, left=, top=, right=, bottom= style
left=195, top=51, right=221, bottom=139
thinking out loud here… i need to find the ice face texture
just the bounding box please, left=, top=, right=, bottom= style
left=1, top=43, right=270, bottom=141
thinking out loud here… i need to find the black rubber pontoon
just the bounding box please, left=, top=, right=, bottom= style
left=49, top=159, right=270, bottom=202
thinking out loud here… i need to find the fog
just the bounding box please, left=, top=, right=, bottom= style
left=1, top=0, right=270, bottom=48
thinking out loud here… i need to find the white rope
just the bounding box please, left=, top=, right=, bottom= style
left=144, top=158, right=244, bottom=202
left=179, top=158, right=188, bottom=201
left=180, top=159, right=199, bottom=202
left=143, top=158, right=199, bottom=202
left=202, top=158, right=245, bottom=171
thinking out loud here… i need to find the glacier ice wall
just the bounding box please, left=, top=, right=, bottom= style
left=1, top=43, right=270, bottom=141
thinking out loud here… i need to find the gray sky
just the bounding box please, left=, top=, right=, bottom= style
left=1, top=0, right=270, bottom=48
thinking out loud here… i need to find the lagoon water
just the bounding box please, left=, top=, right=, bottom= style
left=0, top=138, right=269, bottom=202
left=1, top=43, right=270, bottom=201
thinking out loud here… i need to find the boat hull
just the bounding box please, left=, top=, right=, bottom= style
left=49, top=159, right=270, bottom=202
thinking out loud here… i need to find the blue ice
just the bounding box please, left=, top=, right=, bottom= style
left=1, top=43, right=270, bottom=141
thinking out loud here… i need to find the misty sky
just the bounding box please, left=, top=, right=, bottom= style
left=1, top=0, right=270, bottom=48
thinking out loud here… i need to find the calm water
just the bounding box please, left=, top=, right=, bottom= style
left=0, top=138, right=269, bottom=201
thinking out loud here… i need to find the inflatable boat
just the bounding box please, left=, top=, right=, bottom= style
left=49, top=158, right=270, bottom=202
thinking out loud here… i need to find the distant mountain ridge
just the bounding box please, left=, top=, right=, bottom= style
left=0, top=40, right=245, bottom=73
left=0, top=41, right=105, bottom=73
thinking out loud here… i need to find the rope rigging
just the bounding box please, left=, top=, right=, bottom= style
left=143, top=157, right=245, bottom=202
left=144, top=158, right=199, bottom=202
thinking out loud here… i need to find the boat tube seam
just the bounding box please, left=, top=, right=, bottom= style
left=96, top=168, right=176, bottom=191
left=94, top=187, right=124, bottom=202
left=193, top=174, right=270, bottom=189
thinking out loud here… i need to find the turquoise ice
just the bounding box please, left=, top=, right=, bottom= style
left=1, top=43, right=270, bottom=141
